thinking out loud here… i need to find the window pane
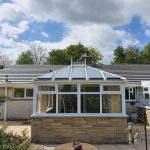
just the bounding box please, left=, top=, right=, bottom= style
left=58, top=84, right=77, bottom=92
left=144, top=87, right=149, bottom=91
left=81, top=84, right=100, bottom=92
left=125, top=88, right=129, bottom=99
left=130, top=88, right=135, bottom=99
left=81, top=94, right=100, bottom=113
left=144, top=93, right=149, bottom=99
left=38, top=85, right=55, bottom=91
left=103, top=85, right=120, bottom=91
left=102, top=94, right=122, bottom=113
left=37, top=94, right=56, bottom=113
left=14, top=88, right=24, bottom=97
left=58, top=94, right=77, bottom=113
left=26, top=89, right=33, bottom=97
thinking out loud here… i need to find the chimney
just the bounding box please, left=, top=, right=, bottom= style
left=82, top=50, right=92, bottom=65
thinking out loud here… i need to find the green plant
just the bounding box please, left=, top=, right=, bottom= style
left=0, top=95, right=10, bottom=105
left=0, top=125, right=31, bottom=150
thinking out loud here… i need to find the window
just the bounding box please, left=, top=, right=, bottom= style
left=26, top=89, right=33, bottom=97
left=58, top=84, right=77, bottom=92
left=58, top=94, right=77, bottom=113
left=144, top=93, right=149, bottom=99
left=103, top=85, right=120, bottom=91
left=38, top=85, right=55, bottom=91
left=37, top=94, right=56, bottom=113
left=102, top=94, right=122, bottom=113
left=144, top=87, right=149, bottom=92
left=125, top=87, right=135, bottom=100
left=14, top=88, right=33, bottom=98
left=81, top=84, right=100, bottom=92
left=81, top=94, right=100, bottom=113
left=14, top=88, right=24, bottom=98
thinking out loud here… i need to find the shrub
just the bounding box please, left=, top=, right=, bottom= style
left=0, top=125, right=30, bottom=150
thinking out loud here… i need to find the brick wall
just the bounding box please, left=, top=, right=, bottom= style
left=31, top=116, right=128, bottom=144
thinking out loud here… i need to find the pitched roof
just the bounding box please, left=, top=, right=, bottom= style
left=0, top=65, right=66, bottom=83
left=0, top=64, right=149, bottom=84
left=35, top=65, right=125, bottom=82
left=93, top=64, right=150, bottom=84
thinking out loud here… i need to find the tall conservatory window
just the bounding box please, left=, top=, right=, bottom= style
left=103, top=85, right=120, bottom=91
left=102, top=94, right=122, bottom=113
left=81, top=84, right=100, bottom=92
left=81, top=94, right=100, bottom=113
left=58, top=94, right=77, bottom=113
left=58, top=84, right=77, bottom=92
left=37, top=94, right=56, bottom=113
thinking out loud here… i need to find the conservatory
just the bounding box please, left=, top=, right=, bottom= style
left=31, top=64, right=128, bottom=144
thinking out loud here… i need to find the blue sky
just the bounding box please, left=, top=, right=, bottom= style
left=18, top=21, right=67, bottom=42
left=0, top=0, right=150, bottom=64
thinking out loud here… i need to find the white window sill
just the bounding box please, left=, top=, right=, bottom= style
left=31, top=113, right=128, bottom=117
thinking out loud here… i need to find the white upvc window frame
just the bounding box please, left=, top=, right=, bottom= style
left=125, top=87, right=136, bottom=102
left=32, top=82, right=126, bottom=116
left=13, top=87, right=33, bottom=99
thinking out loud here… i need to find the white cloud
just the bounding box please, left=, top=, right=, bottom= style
left=0, top=0, right=150, bottom=64
left=145, top=29, right=150, bottom=37
left=41, top=32, right=49, bottom=38
left=0, top=2, right=25, bottom=22
left=0, top=21, right=29, bottom=39
left=24, top=24, right=137, bottom=63
left=12, top=0, right=133, bottom=26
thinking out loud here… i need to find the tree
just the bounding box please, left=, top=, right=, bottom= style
left=45, top=49, right=67, bottom=65
left=142, top=43, right=150, bottom=64
left=112, top=46, right=125, bottom=64
left=45, top=43, right=103, bottom=65
left=87, top=47, right=103, bottom=64
left=124, top=45, right=143, bottom=64
left=0, top=55, right=11, bottom=67
left=112, top=45, right=143, bottom=64
left=16, top=46, right=47, bottom=65
left=16, top=50, right=34, bottom=64
left=31, top=46, right=47, bottom=65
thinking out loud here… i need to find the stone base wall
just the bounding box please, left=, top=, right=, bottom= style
left=31, top=116, right=128, bottom=144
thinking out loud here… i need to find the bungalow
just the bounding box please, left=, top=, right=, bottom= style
left=0, top=61, right=149, bottom=143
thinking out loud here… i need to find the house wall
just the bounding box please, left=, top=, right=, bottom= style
left=0, top=100, right=33, bottom=120
left=126, top=102, right=136, bottom=115
left=31, top=116, right=128, bottom=144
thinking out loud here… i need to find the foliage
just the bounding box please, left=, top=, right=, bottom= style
left=0, top=95, right=10, bottom=105
left=142, top=43, right=150, bottom=64
left=124, top=45, right=143, bottom=64
left=16, top=46, right=47, bottom=65
left=16, top=51, right=34, bottom=65
left=112, top=45, right=143, bottom=64
left=0, top=125, right=30, bottom=150
left=111, top=46, right=125, bottom=64
left=45, top=43, right=103, bottom=64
